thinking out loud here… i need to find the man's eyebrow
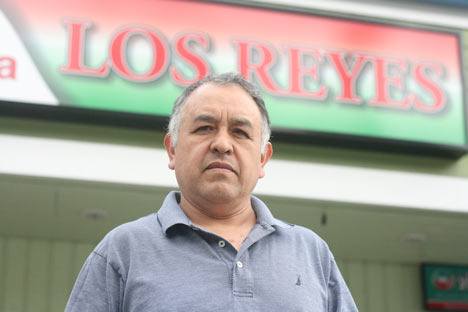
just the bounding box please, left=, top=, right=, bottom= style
left=192, top=115, right=252, bottom=128
left=193, top=114, right=218, bottom=124
left=231, top=117, right=253, bottom=128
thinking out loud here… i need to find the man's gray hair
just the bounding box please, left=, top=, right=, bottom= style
left=167, top=73, right=271, bottom=151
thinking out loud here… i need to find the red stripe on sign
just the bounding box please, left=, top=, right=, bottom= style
left=427, top=301, right=468, bottom=310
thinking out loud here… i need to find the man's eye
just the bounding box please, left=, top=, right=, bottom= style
left=194, top=126, right=213, bottom=133
left=233, top=128, right=250, bottom=138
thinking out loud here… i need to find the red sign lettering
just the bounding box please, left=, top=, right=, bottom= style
left=235, top=40, right=282, bottom=94
left=60, top=20, right=449, bottom=115
left=170, top=33, right=211, bottom=86
left=0, top=56, right=16, bottom=79
left=328, top=52, right=367, bottom=104
left=413, top=63, right=446, bottom=113
left=110, top=27, right=168, bottom=82
left=369, top=57, right=412, bottom=110
left=60, top=21, right=109, bottom=77
left=288, top=47, right=328, bottom=100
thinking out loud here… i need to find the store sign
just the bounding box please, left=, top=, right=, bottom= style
left=0, top=0, right=466, bottom=150
left=422, top=264, right=468, bottom=311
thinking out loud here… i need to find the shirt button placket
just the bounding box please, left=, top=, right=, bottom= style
left=232, top=253, right=253, bottom=299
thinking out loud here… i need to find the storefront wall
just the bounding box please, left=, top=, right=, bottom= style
left=1, top=119, right=468, bottom=311
left=1, top=1, right=468, bottom=311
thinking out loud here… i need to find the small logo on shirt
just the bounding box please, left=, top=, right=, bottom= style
left=296, top=275, right=302, bottom=286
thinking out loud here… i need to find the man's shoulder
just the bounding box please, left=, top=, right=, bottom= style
left=274, top=218, right=324, bottom=240
left=94, top=213, right=161, bottom=257
left=252, top=195, right=329, bottom=250
left=273, top=219, right=332, bottom=254
left=114, top=212, right=160, bottom=236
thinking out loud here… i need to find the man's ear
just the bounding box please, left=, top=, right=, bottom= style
left=259, top=142, right=273, bottom=179
left=164, top=134, right=176, bottom=170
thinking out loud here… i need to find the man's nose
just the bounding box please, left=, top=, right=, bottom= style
left=210, top=129, right=233, bottom=155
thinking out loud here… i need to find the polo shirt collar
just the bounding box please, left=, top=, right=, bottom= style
left=157, top=191, right=193, bottom=234
left=251, top=195, right=290, bottom=229
left=157, top=191, right=289, bottom=234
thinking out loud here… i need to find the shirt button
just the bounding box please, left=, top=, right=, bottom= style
left=218, top=240, right=226, bottom=248
left=236, top=261, right=243, bottom=268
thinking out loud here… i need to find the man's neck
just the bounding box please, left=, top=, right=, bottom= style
left=179, top=194, right=257, bottom=250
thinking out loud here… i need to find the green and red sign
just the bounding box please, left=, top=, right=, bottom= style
left=0, top=0, right=466, bottom=150
left=423, top=264, right=468, bottom=311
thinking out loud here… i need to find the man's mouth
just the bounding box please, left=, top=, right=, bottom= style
left=206, top=161, right=236, bottom=174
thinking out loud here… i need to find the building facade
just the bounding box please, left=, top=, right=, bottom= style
left=1, top=0, right=468, bottom=311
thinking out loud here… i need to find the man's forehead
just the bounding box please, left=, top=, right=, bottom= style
left=181, top=83, right=261, bottom=119
left=193, top=82, right=244, bottom=94
left=187, top=83, right=252, bottom=103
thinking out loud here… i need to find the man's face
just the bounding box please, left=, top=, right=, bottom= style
left=164, top=83, right=272, bottom=206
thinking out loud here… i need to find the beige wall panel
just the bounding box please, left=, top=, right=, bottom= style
left=346, top=260, right=367, bottom=312
left=0, top=237, right=5, bottom=309
left=401, top=264, right=425, bottom=312
left=385, top=264, right=405, bottom=312
left=366, top=262, right=386, bottom=312
left=24, top=240, right=51, bottom=312
left=49, top=242, right=74, bottom=312
left=2, top=238, right=28, bottom=312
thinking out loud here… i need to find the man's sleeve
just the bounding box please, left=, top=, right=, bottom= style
left=65, top=251, right=123, bottom=312
left=327, top=258, right=359, bottom=312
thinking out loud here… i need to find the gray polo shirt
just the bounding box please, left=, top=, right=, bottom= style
left=65, top=192, right=357, bottom=312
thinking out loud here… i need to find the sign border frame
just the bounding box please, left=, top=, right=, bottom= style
left=0, top=0, right=467, bottom=158
left=421, top=262, right=468, bottom=312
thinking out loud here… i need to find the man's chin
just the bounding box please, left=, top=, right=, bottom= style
left=200, top=185, right=240, bottom=203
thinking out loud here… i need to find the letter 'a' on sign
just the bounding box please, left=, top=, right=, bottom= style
left=0, top=9, right=58, bottom=105
left=0, top=0, right=466, bottom=155
left=0, top=56, right=16, bottom=79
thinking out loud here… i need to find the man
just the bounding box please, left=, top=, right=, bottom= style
left=65, top=73, right=358, bottom=311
